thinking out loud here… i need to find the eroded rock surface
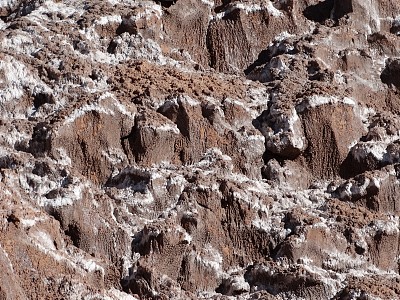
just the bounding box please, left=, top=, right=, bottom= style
left=1, top=0, right=400, bottom=299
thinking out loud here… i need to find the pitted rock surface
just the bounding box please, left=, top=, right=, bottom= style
left=1, top=0, right=400, bottom=299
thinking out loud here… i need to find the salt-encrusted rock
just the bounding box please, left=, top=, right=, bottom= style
left=263, top=158, right=312, bottom=189
left=125, top=109, right=181, bottom=166
left=333, top=165, right=400, bottom=213
left=257, top=103, right=307, bottom=159
left=217, top=274, right=250, bottom=296
left=244, top=263, right=332, bottom=299
left=298, top=95, right=365, bottom=179
left=341, top=112, right=400, bottom=177
left=1, top=0, right=400, bottom=299
left=31, top=94, right=137, bottom=184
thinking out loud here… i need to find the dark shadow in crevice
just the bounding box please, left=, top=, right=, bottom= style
left=154, top=0, right=177, bottom=8
left=214, top=0, right=233, bottom=13
left=334, top=0, right=353, bottom=20
left=1, top=0, right=39, bottom=22
left=303, top=0, right=353, bottom=24
left=120, top=264, right=154, bottom=298
left=116, top=17, right=137, bottom=35
left=339, top=153, right=363, bottom=179
left=33, top=93, right=55, bottom=109
left=252, top=108, right=295, bottom=180
left=244, top=49, right=270, bottom=75
left=244, top=40, right=298, bottom=76
left=64, top=224, right=81, bottom=248
left=339, top=151, right=382, bottom=180
left=381, top=59, right=400, bottom=90
left=221, top=7, right=241, bottom=21
left=303, top=0, right=335, bottom=23
left=261, top=149, right=287, bottom=167
left=107, top=40, right=118, bottom=54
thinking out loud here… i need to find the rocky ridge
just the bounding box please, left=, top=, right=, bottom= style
left=1, top=0, right=400, bottom=299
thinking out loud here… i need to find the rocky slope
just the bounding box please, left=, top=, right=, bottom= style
left=0, top=0, right=400, bottom=299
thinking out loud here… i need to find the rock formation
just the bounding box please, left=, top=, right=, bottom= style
left=0, top=0, right=400, bottom=299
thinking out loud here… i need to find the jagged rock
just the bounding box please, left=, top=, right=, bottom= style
left=216, top=274, right=250, bottom=296
left=1, top=0, right=400, bottom=299
left=244, top=263, right=332, bottom=299
left=333, top=165, right=400, bottom=213
left=381, top=58, right=400, bottom=90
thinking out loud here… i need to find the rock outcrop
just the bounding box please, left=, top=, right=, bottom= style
left=1, top=0, right=400, bottom=299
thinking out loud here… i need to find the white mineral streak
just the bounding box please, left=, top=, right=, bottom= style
left=95, top=15, right=122, bottom=25
left=195, top=244, right=223, bottom=272
left=213, top=0, right=282, bottom=20
left=0, top=57, right=42, bottom=103
left=0, top=0, right=18, bottom=8
left=296, top=95, right=356, bottom=113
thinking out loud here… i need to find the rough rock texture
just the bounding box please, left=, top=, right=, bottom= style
left=1, top=0, right=400, bottom=299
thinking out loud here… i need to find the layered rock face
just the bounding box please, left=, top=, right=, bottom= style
left=1, top=0, right=400, bottom=299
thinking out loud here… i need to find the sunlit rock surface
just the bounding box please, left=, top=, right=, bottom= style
left=1, top=0, right=400, bottom=299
